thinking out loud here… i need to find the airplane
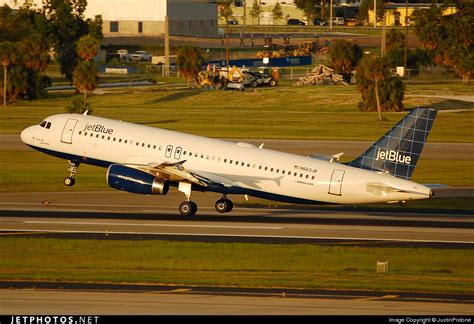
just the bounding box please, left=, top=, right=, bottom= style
left=20, top=107, right=437, bottom=216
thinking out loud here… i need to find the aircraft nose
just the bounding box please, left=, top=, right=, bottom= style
left=20, top=126, right=35, bottom=145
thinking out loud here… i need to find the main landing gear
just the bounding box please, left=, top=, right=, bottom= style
left=215, top=196, right=233, bottom=214
left=63, top=160, right=80, bottom=187
left=177, top=181, right=234, bottom=217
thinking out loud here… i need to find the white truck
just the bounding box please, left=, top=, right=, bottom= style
left=127, top=51, right=152, bottom=62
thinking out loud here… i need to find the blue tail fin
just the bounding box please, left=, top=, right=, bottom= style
left=347, top=108, right=437, bottom=180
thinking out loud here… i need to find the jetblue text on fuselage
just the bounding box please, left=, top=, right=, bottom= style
left=375, top=148, right=412, bottom=164
left=83, top=123, right=113, bottom=134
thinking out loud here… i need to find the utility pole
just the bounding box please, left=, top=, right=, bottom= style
left=404, top=0, right=409, bottom=68
left=243, top=0, right=246, bottom=25
left=3, top=63, right=6, bottom=107
left=330, top=0, right=333, bottom=30
left=226, top=19, right=229, bottom=67
left=381, top=13, right=386, bottom=57
left=164, top=14, right=170, bottom=78
left=374, top=0, right=377, bottom=28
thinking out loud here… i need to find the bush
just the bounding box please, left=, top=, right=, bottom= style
left=68, top=95, right=92, bottom=114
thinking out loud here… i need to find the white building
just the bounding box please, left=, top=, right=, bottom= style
left=0, top=0, right=218, bottom=37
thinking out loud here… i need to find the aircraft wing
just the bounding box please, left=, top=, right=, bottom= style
left=126, top=160, right=208, bottom=187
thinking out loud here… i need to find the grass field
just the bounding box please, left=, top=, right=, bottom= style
left=0, top=237, right=472, bottom=294
left=1, top=82, right=473, bottom=142
left=0, top=82, right=472, bottom=294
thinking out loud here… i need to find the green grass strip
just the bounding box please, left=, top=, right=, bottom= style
left=0, top=237, right=472, bottom=294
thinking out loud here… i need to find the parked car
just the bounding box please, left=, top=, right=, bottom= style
left=287, top=19, right=305, bottom=26
left=117, top=49, right=128, bottom=60
left=228, top=18, right=238, bottom=25
left=128, top=51, right=152, bottom=62
left=313, top=18, right=326, bottom=26
left=333, top=17, right=345, bottom=25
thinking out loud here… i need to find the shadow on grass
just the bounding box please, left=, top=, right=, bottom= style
left=151, top=89, right=201, bottom=103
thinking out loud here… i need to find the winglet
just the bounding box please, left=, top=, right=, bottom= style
left=83, top=110, right=89, bottom=115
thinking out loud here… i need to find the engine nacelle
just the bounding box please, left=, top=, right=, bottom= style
left=107, top=164, right=169, bottom=195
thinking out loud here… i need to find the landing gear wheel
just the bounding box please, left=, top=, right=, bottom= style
left=63, top=177, right=75, bottom=187
left=179, top=201, right=197, bottom=217
left=215, top=198, right=233, bottom=213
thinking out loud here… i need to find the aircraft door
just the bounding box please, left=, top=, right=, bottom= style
left=165, top=145, right=173, bottom=158
left=328, top=169, right=345, bottom=196
left=174, top=147, right=182, bottom=159
left=61, top=118, right=78, bottom=144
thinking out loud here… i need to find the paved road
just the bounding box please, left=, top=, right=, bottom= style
left=2, top=134, right=474, bottom=160
left=1, top=289, right=473, bottom=315
left=1, top=191, right=472, bottom=246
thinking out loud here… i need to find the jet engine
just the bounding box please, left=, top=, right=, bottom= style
left=107, top=164, right=169, bottom=195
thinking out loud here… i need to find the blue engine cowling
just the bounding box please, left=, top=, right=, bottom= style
left=107, top=164, right=169, bottom=195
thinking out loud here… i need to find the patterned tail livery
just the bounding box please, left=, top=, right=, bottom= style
left=347, top=108, right=438, bottom=180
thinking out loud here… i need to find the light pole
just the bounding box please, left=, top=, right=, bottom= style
left=330, top=0, right=333, bottom=30
left=404, top=0, right=408, bottom=68
left=374, top=0, right=377, bottom=28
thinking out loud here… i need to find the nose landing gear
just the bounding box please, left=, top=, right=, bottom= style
left=64, top=161, right=80, bottom=187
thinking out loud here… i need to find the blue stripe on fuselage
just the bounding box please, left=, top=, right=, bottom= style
left=27, top=144, right=327, bottom=206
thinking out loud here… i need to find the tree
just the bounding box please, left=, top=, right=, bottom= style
left=76, top=34, right=99, bottom=61
left=73, top=34, right=99, bottom=109
left=294, top=0, right=317, bottom=23
left=0, top=41, right=16, bottom=106
left=176, top=46, right=204, bottom=88
left=384, top=29, right=405, bottom=67
left=73, top=60, right=98, bottom=109
left=249, top=0, right=262, bottom=25
left=272, top=2, right=284, bottom=24
left=357, top=0, right=385, bottom=25
left=218, top=2, right=233, bottom=25
left=329, top=39, right=363, bottom=82
left=42, top=0, right=103, bottom=83
left=413, top=5, right=473, bottom=83
left=0, top=4, right=51, bottom=105
left=356, top=55, right=404, bottom=121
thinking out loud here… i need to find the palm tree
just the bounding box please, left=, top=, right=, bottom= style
left=356, top=55, right=403, bottom=120
left=73, top=60, right=98, bottom=108
left=76, top=34, right=100, bottom=61
left=0, top=41, right=16, bottom=107
left=176, top=46, right=204, bottom=88
left=72, top=34, right=99, bottom=108
left=329, top=39, right=363, bottom=82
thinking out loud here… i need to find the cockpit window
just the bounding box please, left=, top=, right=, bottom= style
left=39, top=121, right=52, bottom=129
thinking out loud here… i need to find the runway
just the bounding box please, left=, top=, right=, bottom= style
left=0, top=191, right=473, bottom=246
left=1, top=288, right=473, bottom=315
left=1, top=191, right=473, bottom=315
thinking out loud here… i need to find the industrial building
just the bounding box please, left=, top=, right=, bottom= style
left=0, top=0, right=218, bottom=37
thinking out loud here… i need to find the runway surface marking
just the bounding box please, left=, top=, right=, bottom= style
left=23, top=220, right=284, bottom=230
left=1, top=228, right=473, bottom=244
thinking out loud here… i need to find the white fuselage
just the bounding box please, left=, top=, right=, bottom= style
left=21, top=114, right=432, bottom=204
